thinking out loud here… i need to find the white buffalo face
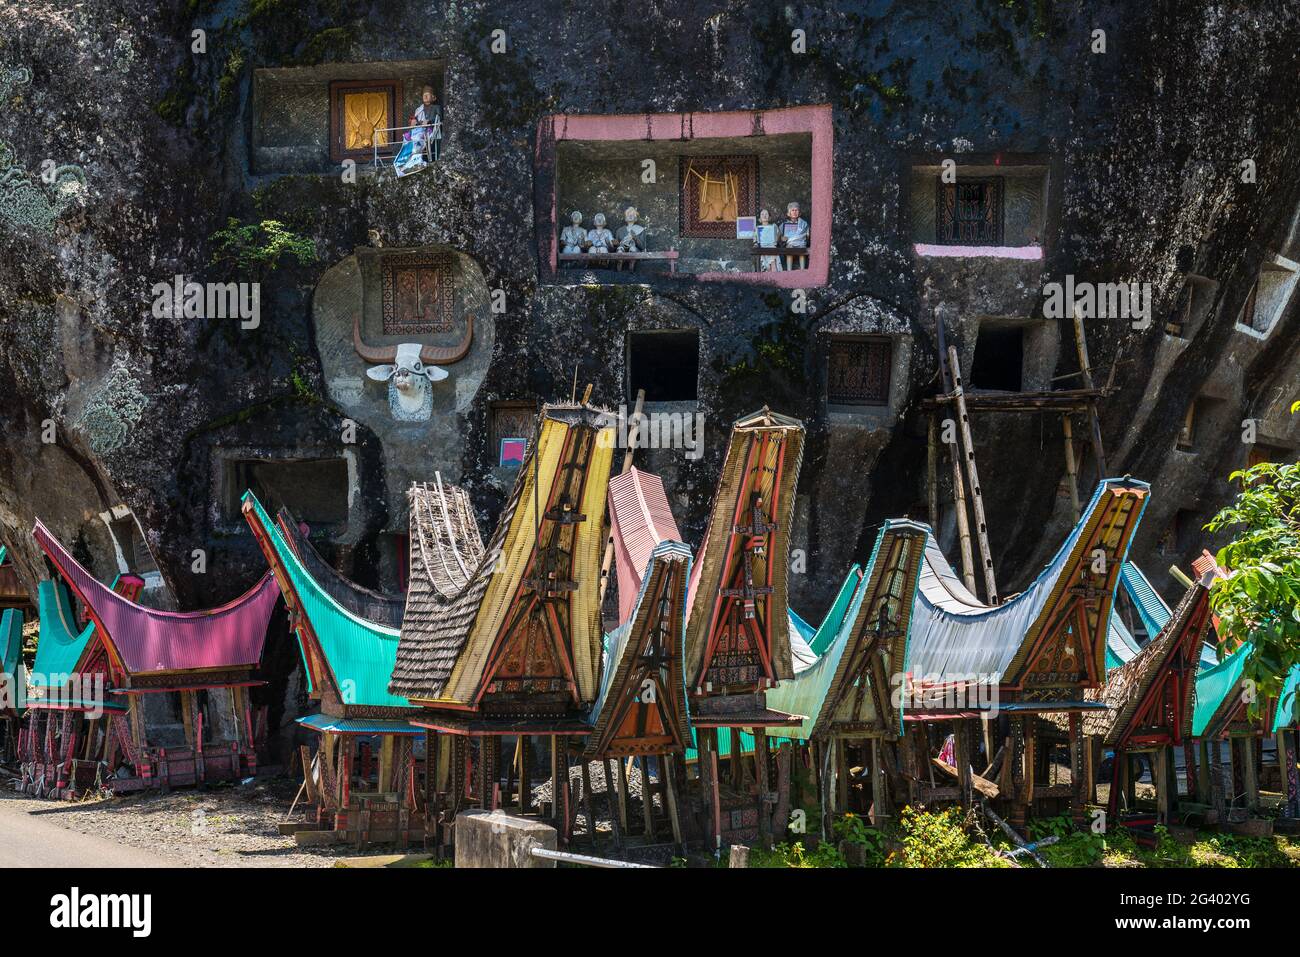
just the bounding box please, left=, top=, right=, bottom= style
left=365, top=343, right=448, bottom=421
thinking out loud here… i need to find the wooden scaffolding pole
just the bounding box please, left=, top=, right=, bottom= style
left=947, top=346, right=998, bottom=604
left=927, top=413, right=939, bottom=530
left=1062, top=415, right=1081, bottom=521
left=935, top=316, right=978, bottom=593
left=1069, top=312, right=1108, bottom=478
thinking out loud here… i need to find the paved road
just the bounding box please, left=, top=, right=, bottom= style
left=0, top=801, right=177, bottom=867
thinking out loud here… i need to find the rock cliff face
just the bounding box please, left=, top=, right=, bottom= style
left=1, top=0, right=1298, bottom=622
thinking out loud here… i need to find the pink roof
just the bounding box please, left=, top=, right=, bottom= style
left=33, top=520, right=279, bottom=675
left=608, top=468, right=683, bottom=627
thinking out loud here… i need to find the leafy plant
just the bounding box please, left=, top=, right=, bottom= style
left=831, top=812, right=886, bottom=866
left=886, top=806, right=1007, bottom=868
left=209, top=218, right=317, bottom=276
left=1206, top=454, right=1300, bottom=702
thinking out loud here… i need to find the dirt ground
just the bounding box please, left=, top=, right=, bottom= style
left=0, top=774, right=376, bottom=868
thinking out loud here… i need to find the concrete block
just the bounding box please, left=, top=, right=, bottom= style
left=454, top=810, right=557, bottom=868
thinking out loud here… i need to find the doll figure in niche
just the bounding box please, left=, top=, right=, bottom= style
left=586, top=213, right=615, bottom=254
left=616, top=206, right=645, bottom=252
left=777, top=201, right=809, bottom=270
left=561, top=211, right=588, bottom=255
left=755, top=208, right=780, bottom=272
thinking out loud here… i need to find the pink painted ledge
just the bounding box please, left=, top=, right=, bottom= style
left=539, top=104, right=833, bottom=288
left=914, top=243, right=1043, bottom=260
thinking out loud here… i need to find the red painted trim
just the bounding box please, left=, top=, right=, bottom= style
left=539, top=105, right=833, bottom=288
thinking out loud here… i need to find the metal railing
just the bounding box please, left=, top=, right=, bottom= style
left=369, top=123, right=442, bottom=171
left=529, top=846, right=658, bottom=868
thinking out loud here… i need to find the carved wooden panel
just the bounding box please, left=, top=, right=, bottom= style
left=680, top=155, right=758, bottom=238
left=936, top=178, right=1003, bottom=245
left=382, top=251, right=455, bottom=336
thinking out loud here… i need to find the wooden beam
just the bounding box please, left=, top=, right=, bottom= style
left=947, top=346, right=998, bottom=604
left=753, top=730, right=771, bottom=847
left=1062, top=415, right=1081, bottom=521
left=662, top=754, right=684, bottom=849
left=927, top=413, right=939, bottom=530
left=1069, top=312, right=1108, bottom=477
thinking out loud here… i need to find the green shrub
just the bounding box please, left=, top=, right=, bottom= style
left=887, top=806, right=1007, bottom=868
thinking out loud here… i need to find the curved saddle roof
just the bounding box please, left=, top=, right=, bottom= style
left=764, top=520, right=929, bottom=741
left=243, top=492, right=411, bottom=711
left=277, top=508, right=406, bottom=630
left=34, top=520, right=277, bottom=676
left=908, top=478, right=1148, bottom=694
left=1, top=606, right=22, bottom=710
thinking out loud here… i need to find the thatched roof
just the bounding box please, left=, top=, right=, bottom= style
left=1074, top=573, right=1212, bottom=745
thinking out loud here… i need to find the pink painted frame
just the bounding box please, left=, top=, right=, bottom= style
left=537, top=105, right=833, bottom=288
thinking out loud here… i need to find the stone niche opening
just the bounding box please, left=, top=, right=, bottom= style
left=538, top=106, right=832, bottom=287
left=969, top=324, right=1024, bottom=391
left=909, top=158, right=1049, bottom=260
left=627, top=330, right=699, bottom=403
left=1176, top=395, right=1229, bottom=453
left=1235, top=253, right=1299, bottom=340
left=251, top=59, right=445, bottom=174
left=218, top=454, right=353, bottom=528
left=1166, top=274, right=1217, bottom=338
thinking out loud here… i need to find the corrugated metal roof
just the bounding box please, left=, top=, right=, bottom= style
left=244, top=492, right=414, bottom=711
left=1120, top=561, right=1171, bottom=638
left=34, top=519, right=278, bottom=675
left=909, top=478, right=1148, bottom=684
left=297, top=713, right=423, bottom=735
left=609, top=467, right=683, bottom=627
left=1193, top=640, right=1250, bottom=738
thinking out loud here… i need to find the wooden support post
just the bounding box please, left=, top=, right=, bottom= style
left=834, top=738, right=849, bottom=813
left=1067, top=714, right=1085, bottom=822
left=549, top=736, right=559, bottom=822
left=1070, top=312, right=1109, bottom=479
left=616, top=753, right=630, bottom=830
left=753, top=729, right=771, bottom=846
left=1242, top=736, right=1259, bottom=812
left=557, top=737, right=572, bottom=846
left=1285, top=730, right=1300, bottom=818
left=605, top=758, right=624, bottom=850
left=580, top=758, right=598, bottom=844
left=1009, top=720, right=1027, bottom=829
left=1062, top=415, right=1081, bottom=521
left=1181, top=739, right=1196, bottom=806
left=1197, top=740, right=1211, bottom=804
left=773, top=743, right=792, bottom=840
left=518, top=735, right=531, bottom=812
left=1155, top=747, right=1171, bottom=824
left=645, top=756, right=662, bottom=840
left=728, top=728, right=744, bottom=790
left=927, top=413, right=939, bottom=530
left=707, top=737, right=722, bottom=853
left=662, top=754, right=684, bottom=848
left=870, top=737, right=889, bottom=825
left=954, top=724, right=972, bottom=807
left=947, top=346, right=998, bottom=604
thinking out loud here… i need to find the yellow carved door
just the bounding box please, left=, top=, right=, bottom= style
left=343, top=91, right=390, bottom=150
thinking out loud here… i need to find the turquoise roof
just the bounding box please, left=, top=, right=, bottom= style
left=1193, top=641, right=1251, bottom=737
left=29, top=580, right=100, bottom=689
left=1, top=607, right=23, bottom=708
left=244, top=492, right=413, bottom=712
left=1120, top=561, right=1171, bottom=639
